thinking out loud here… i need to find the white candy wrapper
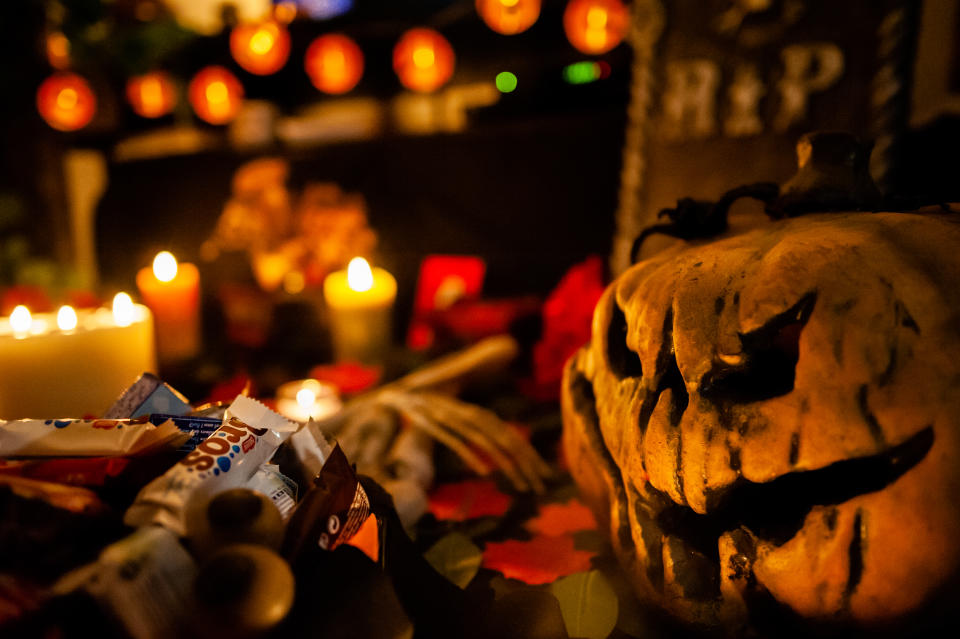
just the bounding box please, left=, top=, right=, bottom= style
left=246, top=464, right=298, bottom=520
left=0, top=417, right=190, bottom=457
left=124, top=396, right=297, bottom=535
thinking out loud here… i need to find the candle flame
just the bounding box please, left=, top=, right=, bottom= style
left=153, top=251, right=178, bottom=282
left=296, top=387, right=317, bottom=409
left=113, top=292, right=134, bottom=327
left=57, top=305, right=78, bottom=331
left=347, top=257, right=374, bottom=292
left=10, top=305, right=31, bottom=336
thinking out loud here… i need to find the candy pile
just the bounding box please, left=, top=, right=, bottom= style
left=0, top=377, right=372, bottom=637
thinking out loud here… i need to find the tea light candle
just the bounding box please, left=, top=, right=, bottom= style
left=0, top=295, right=157, bottom=419
left=275, top=379, right=341, bottom=423
left=136, top=251, right=201, bottom=363
left=323, top=257, right=397, bottom=363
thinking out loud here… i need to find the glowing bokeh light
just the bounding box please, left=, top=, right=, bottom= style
left=299, top=0, right=353, bottom=20
left=46, top=32, right=70, bottom=69
left=393, top=28, right=455, bottom=93
left=188, top=66, right=243, bottom=124
left=230, top=20, right=291, bottom=75
left=57, top=306, right=78, bottom=331
left=347, top=257, right=374, bottom=292
left=563, top=0, right=630, bottom=55
left=495, top=71, right=518, bottom=93
left=126, top=71, right=177, bottom=118
left=563, top=60, right=604, bottom=84
left=476, top=0, right=541, bottom=35
left=37, top=73, right=96, bottom=131
left=305, top=33, right=364, bottom=94
left=296, top=387, right=317, bottom=409
left=112, top=293, right=134, bottom=327
left=9, top=306, right=32, bottom=336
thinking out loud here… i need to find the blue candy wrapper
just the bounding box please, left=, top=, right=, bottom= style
left=148, top=414, right=222, bottom=453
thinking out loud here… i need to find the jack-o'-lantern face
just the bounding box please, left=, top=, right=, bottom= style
left=562, top=208, right=960, bottom=633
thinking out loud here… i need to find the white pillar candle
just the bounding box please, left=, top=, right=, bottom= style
left=0, top=297, right=157, bottom=419
left=323, top=257, right=397, bottom=364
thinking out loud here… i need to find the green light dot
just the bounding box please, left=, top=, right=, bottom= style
left=496, top=71, right=518, bottom=93
left=563, top=61, right=601, bottom=85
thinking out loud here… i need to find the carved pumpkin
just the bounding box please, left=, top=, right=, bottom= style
left=561, top=203, right=960, bottom=633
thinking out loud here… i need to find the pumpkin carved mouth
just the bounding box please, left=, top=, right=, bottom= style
left=568, top=371, right=935, bottom=606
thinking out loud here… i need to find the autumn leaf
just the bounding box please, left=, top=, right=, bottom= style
left=525, top=498, right=597, bottom=536
left=427, top=479, right=512, bottom=522
left=482, top=534, right=595, bottom=585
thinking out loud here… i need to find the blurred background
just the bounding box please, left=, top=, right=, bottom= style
left=1, top=0, right=959, bottom=390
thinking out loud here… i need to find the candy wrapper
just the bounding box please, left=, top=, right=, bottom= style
left=0, top=457, right=130, bottom=487
left=124, top=396, right=297, bottom=536
left=246, top=464, right=298, bottom=520
left=0, top=417, right=190, bottom=458
left=282, top=444, right=370, bottom=562
left=54, top=526, right=196, bottom=639
left=148, top=414, right=222, bottom=453
left=103, top=373, right=192, bottom=419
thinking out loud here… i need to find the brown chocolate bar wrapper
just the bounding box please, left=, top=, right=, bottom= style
left=282, top=444, right=370, bottom=562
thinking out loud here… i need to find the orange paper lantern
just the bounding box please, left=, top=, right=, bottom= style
left=476, top=0, right=541, bottom=35
left=188, top=66, right=244, bottom=125
left=393, top=28, right=455, bottom=93
left=230, top=20, right=291, bottom=76
left=126, top=71, right=177, bottom=118
left=36, top=73, right=96, bottom=132
left=305, top=34, right=364, bottom=95
left=563, top=0, right=630, bottom=55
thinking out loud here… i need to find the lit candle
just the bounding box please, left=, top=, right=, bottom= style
left=136, top=251, right=201, bottom=363
left=0, top=297, right=156, bottom=419
left=275, top=378, right=342, bottom=423
left=323, top=257, right=397, bottom=363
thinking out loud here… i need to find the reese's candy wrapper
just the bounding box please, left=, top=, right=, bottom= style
left=123, top=395, right=297, bottom=536
left=282, top=444, right=370, bottom=562
left=0, top=417, right=190, bottom=457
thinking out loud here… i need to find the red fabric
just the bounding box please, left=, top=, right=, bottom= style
left=525, top=256, right=606, bottom=401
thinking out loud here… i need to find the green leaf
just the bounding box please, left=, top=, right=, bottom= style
left=423, top=532, right=482, bottom=590
left=549, top=570, right=619, bottom=639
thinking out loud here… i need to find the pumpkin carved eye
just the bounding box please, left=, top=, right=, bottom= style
left=606, top=301, right=643, bottom=379
left=700, top=291, right=816, bottom=404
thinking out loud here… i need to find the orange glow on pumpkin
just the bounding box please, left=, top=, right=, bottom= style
left=230, top=20, right=291, bottom=76
left=563, top=0, right=630, bottom=55
left=36, top=73, right=96, bottom=131
left=188, top=66, right=244, bottom=125
left=476, top=0, right=541, bottom=35
left=305, top=34, right=364, bottom=95
left=126, top=71, right=177, bottom=118
left=393, top=28, right=455, bottom=93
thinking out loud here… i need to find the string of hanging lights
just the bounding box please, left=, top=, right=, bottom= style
left=35, top=0, right=630, bottom=131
